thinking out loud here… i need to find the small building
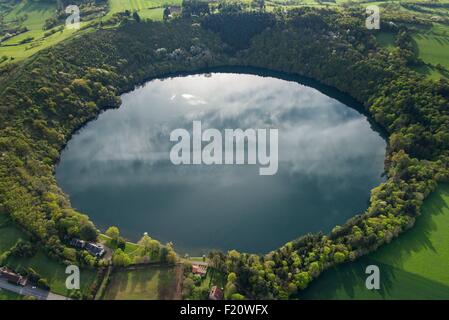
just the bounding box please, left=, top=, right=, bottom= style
left=85, top=242, right=105, bottom=258
left=191, top=264, right=207, bottom=276
left=70, top=238, right=86, bottom=249
left=0, top=267, right=27, bottom=286
left=209, top=286, right=223, bottom=300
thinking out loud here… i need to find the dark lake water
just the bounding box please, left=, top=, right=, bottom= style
left=56, top=71, right=386, bottom=255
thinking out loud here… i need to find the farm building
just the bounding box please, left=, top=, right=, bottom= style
left=85, top=243, right=106, bottom=258
left=192, top=264, right=207, bottom=276
left=0, top=267, right=28, bottom=286
left=209, top=286, right=223, bottom=300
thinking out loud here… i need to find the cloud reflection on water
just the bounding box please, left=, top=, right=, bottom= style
left=56, top=73, right=386, bottom=254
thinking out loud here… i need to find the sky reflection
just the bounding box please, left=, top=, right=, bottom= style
left=56, top=73, right=386, bottom=255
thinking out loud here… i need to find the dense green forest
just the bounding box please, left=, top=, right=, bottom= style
left=1, top=5, right=449, bottom=299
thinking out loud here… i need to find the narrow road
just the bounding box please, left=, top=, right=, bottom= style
left=0, top=278, right=69, bottom=300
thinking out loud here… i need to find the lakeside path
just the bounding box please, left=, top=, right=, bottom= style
left=0, top=278, right=70, bottom=300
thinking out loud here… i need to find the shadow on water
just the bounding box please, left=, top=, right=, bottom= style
left=298, top=184, right=449, bottom=299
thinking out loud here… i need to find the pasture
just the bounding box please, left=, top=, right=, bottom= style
left=409, top=23, right=449, bottom=79
left=0, top=0, right=182, bottom=64
left=107, top=0, right=181, bottom=20
left=103, top=265, right=182, bottom=300
left=0, top=0, right=80, bottom=62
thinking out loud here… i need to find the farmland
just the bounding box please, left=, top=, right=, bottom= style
left=107, top=0, right=181, bottom=20
left=0, top=0, right=188, bottom=64
left=0, top=0, right=81, bottom=62
left=103, top=265, right=182, bottom=300
left=413, top=24, right=449, bottom=69
left=0, top=289, right=24, bottom=300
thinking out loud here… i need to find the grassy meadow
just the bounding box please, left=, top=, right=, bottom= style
left=107, top=0, right=181, bottom=20
left=413, top=24, right=449, bottom=69
left=0, top=0, right=186, bottom=64
left=5, top=251, right=98, bottom=296
left=300, top=184, right=449, bottom=299
left=103, top=265, right=181, bottom=300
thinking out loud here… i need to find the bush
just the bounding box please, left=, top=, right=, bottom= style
left=37, top=278, right=50, bottom=290
left=10, top=240, right=36, bottom=258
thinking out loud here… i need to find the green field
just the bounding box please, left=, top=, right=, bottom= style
left=103, top=266, right=181, bottom=300
left=411, top=22, right=449, bottom=79
left=413, top=26, right=449, bottom=69
left=0, top=0, right=81, bottom=62
left=107, top=0, right=181, bottom=20
left=300, top=184, right=449, bottom=299
left=414, top=34, right=449, bottom=69
left=0, top=0, right=181, bottom=64
left=5, top=250, right=98, bottom=296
